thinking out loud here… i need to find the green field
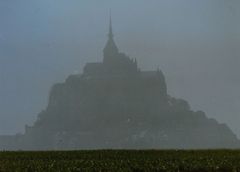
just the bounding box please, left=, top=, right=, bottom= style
left=1, top=150, right=240, bottom=172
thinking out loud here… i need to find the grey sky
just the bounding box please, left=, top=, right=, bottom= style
left=0, top=0, right=240, bottom=137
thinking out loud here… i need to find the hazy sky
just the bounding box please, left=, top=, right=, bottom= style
left=0, top=0, right=240, bottom=137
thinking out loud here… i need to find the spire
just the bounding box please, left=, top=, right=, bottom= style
left=108, top=10, right=113, bottom=39
left=103, top=11, right=119, bottom=63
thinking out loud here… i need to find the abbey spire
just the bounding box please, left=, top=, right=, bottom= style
left=103, top=13, right=119, bottom=64
left=108, top=14, right=113, bottom=39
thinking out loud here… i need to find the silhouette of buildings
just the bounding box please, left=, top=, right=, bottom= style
left=84, top=15, right=138, bottom=76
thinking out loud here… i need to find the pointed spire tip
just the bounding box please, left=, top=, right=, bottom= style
left=108, top=10, right=113, bottom=38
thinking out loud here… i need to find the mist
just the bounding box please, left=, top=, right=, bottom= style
left=0, top=0, right=239, bottom=142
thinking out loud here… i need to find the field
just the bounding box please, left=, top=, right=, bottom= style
left=1, top=150, right=240, bottom=172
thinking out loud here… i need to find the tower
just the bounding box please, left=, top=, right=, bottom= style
left=103, top=14, right=119, bottom=64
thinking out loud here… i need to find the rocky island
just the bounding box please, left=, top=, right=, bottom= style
left=0, top=18, right=239, bottom=150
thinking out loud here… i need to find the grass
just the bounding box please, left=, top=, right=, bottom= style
left=0, top=150, right=240, bottom=171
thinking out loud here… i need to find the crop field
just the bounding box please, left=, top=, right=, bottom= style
left=0, top=150, right=240, bottom=172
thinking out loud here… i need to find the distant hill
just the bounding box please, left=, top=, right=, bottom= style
left=0, top=19, right=239, bottom=150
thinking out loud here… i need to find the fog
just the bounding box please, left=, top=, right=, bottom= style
left=0, top=0, right=240, bottom=140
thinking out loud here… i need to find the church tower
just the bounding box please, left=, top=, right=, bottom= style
left=103, top=14, right=119, bottom=64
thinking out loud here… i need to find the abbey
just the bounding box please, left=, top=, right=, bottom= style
left=0, top=17, right=239, bottom=150
left=84, top=16, right=138, bottom=76
left=78, top=16, right=168, bottom=111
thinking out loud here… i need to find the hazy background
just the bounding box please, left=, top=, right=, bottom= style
left=0, top=0, right=239, bottom=137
